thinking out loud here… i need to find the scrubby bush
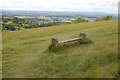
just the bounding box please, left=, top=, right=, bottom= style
left=95, top=15, right=112, bottom=21
left=79, top=38, right=92, bottom=44
left=47, top=44, right=65, bottom=53
left=102, top=15, right=112, bottom=20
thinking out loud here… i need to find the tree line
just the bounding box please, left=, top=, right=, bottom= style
left=1, top=16, right=60, bottom=31
left=1, top=15, right=112, bottom=31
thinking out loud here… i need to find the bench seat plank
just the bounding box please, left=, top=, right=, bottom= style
left=58, top=38, right=81, bottom=44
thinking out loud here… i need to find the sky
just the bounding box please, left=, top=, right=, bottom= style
left=0, top=0, right=119, bottom=13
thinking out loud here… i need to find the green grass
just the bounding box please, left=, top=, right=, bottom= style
left=2, top=20, right=118, bottom=78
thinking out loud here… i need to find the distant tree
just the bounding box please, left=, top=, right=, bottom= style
left=8, top=26, right=16, bottom=31
left=2, top=19, right=8, bottom=23
left=102, top=15, right=112, bottom=20
left=75, top=17, right=86, bottom=23
left=2, top=24, right=16, bottom=30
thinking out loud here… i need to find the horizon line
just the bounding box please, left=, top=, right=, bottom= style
left=1, top=9, right=118, bottom=14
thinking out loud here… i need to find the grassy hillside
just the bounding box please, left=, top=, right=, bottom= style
left=2, top=20, right=118, bottom=78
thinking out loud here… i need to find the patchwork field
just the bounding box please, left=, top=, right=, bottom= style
left=2, top=20, right=118, bottom=78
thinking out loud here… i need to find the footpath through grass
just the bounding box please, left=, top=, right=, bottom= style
left=2, top=20, right=118, bottom=78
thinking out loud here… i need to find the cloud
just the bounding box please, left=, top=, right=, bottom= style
left=0, top=0, right=119, bottom=13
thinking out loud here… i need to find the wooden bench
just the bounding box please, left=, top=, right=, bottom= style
left=51, top=33, right=87, bottom=45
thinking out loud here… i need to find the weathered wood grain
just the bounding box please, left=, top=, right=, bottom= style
left=58, top=38, right=81, bottom=44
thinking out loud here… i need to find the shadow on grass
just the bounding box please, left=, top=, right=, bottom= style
left=44, top=38, right=92, bottom=53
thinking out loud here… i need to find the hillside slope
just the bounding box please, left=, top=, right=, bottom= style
left=3, top=20, right=118, bottom=78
